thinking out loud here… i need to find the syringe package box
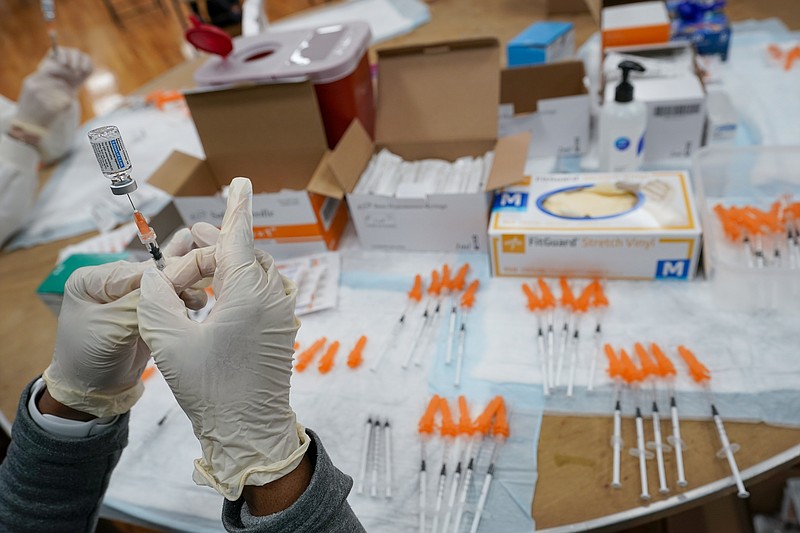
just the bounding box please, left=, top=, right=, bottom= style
left=332, top=38, right=529, bottom=253
left=488, top=171, right=702, bottom=280
left=147, top=80, right=359, bottom=260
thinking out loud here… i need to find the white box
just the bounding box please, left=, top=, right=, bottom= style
left=605, top=74, right=706, bottom=164
left=172, top=190, right=343, bottom=260
left=488, top=171, right=702, bottom=280
left=500, top=61, right=590, bottom=158
left=346, top=193, right=490, bottom=252
left=601, top=2, right=671, bottom=50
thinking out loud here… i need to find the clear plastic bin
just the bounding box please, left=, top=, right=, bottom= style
left=693, top=146, right=800, bottom=312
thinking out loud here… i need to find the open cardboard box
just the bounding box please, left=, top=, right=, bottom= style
left=499, top=61, right=590, bottom=158
left=328, top=38, right=530, bottom=252
left=147, top=80, right=352, bottom=259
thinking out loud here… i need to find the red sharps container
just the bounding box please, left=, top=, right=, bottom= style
left=193, top=22, right=374, bottom=148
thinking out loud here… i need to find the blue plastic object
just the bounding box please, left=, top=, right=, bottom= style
left=670, top=1, right=731, bottom=60
left=507, top=21, right=573, bottom=67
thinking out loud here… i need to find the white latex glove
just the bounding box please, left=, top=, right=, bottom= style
left=139, top=178, right=308, bottom=501
left=43, top=228, right=215, bottom=418
left=13, top=48, right=93, bottom=137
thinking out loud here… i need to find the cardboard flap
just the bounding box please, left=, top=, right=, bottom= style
left=486, top=132, right=531, bottom=191
left=376, top=38, right=500, bottom=146
left=328, top=120, right=373, bottom=194
left=307, top=151, right=344, bottom=200
left=184, top=81, right=328, bottom=194
left=147, top=151, right=219, bottom=197
left=501, top=61, right=587, bottom=114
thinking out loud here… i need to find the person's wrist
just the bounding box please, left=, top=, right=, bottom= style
left=242, top=453, right=313, bottom=516
left=6, top=123, right=42, bottom=148
left=37, top=388, right=97, bottom=422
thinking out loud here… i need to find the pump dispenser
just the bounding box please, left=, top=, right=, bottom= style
left=599, top=60, right=647, bottom=171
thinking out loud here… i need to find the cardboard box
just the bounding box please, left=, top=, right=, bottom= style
left=507, top=22, right=575, bottom=67
left=147, top=80, right=353, bottom=259
left=499, top=61, right=590, bottom=158
left=488, top=171, right=702, bottom=280
left=331, top=39, right=530, bottom=253
left=601, top=2, right=671, bottom=50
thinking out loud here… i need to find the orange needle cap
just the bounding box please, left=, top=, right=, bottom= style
left=346, top=336, right=368, bottom=369
left=408, top=274, right=424, bottom=302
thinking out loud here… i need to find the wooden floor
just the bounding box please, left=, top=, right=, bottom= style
left=0, top=0, right=318, bottom=121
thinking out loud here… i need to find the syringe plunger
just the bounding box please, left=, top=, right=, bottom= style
left=88, top=126, right=137, bottom=195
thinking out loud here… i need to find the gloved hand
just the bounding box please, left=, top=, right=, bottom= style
left=139, top=178, right=308, bottom=501
left=12, top=48, right=93, bottom=138
left=43, top=228, right=215, bottom=418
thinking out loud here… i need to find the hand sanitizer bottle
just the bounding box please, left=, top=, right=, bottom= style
left=599, top=60, right=647, bottom=172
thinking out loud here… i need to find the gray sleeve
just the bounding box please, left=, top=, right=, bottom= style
left=0, top=378, right=129, bottom=533
left=222, top=429, right=365, bottom=533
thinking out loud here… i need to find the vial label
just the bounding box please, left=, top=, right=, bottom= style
left=91, top=137, right=132, bottom=175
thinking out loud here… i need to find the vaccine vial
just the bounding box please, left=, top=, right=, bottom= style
left=88, top=125, right=137, bottom=195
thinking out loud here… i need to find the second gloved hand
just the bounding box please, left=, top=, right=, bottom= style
left=13, top=48, right=93, bottom=135
left=139, top=177, right=308, bottom=501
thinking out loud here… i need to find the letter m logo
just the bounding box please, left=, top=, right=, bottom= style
left=656, top=259, right=690, bottom=279
left=493, top=192, right=528, bottom=211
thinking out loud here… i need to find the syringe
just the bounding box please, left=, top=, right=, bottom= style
left=133, top=210, right=167, bottom=270
left=711, top=403, right=749, bottom=499
left=88, top=125, right=166, bottom=271
left=40, top=0, right=58, bottom=57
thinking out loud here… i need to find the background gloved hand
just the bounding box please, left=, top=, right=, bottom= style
left=12, top=48, right=92, bottom=139
left=139, top=178, right=308, bottom=501
left=43, top=228, right=215, bottom=418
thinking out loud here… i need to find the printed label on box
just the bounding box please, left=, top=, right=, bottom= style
left=349, top=193, right=489, bottom=252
